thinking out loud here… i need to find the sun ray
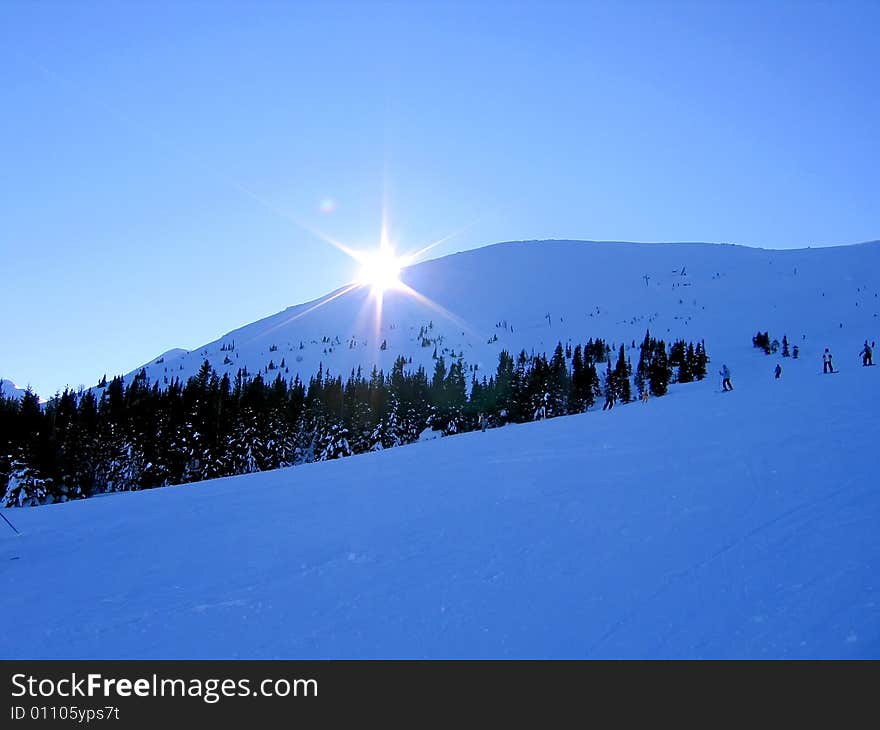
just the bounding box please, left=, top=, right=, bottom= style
left=248, top=282, right=362, bottom=344
left=346, top=285, right=384, bottom=354
left=402, top=201, right=510, bottom=265
left=225, top=179, right=362, bottom=260
left=373, top=288, right=385, bottom=347
left=395, top=282, right=479, bottom=338
left=18, top=54, right=365, bottom=263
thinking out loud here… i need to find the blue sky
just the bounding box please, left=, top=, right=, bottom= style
left=2, top=0, right=878, bottom=396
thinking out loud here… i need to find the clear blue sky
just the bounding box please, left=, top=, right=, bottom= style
left=2, top=0, right=878, bottom=396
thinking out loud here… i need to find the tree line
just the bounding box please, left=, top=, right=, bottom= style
left=1, top=331, right=708, bottom=507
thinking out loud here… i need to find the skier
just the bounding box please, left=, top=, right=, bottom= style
left=774, top=363, right=782, bottom=379
left=602, top=381, right=616, bottom=410
left=534, top=393, right=549, bottom=421
left=792, top=345, right=799, bottom=359
left=479, top=413, right=488, bottom=432
left=719, top=364, right=733, bottom=392
left=823, top=348, right=834, bottom=374
left=499, top=408, right=508, bottom=426
left=860, top=341, right=873, bottom=366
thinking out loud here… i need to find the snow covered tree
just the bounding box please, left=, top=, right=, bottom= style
left=101, top=437, right=147, bottom=492
left=2, top=459, right=52, bottom=507
left=317, top=424, right=353, bottom=461
left=678, top=343, right=696, bottom=383
left=229, top=410, right=266, bottom=474
left=370, top=394, right=407, bottom=450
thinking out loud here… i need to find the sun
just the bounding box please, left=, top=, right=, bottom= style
left=356, top=247, right=405, bottom=293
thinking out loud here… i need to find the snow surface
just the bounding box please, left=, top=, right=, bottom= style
left=3, top=333, right=878, bottom=658
left=3, top=239, right=879, bottom=658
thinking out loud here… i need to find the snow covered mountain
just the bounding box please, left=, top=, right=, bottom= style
left=4, top=238, right=879, bottom=658
left=0, top=379, right=28, bottom=401
left=124, top=239, right=880, bottom=392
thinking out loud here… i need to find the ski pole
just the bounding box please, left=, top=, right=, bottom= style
left=1, top=511, right=20, bottom=535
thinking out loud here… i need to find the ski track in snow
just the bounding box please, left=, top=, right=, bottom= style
left=585, top=480, right=867, bottom=657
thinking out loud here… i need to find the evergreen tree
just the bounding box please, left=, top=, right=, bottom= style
left=569, top=345, right=589, bottom=412
left=648, top=340, right=672, bottom=396
left=547, top=343, right=570, bottom=415
left=2, top=458, right=52, bottom=507
left=678, top=342, right=696, bottom=383
left=613, top=345, right=632, bottom=403
left=694, top=341, right=709, bottom=380
left=0, top=333, right=713, bottom=507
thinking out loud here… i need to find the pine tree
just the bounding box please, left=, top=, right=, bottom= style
left=613, top=345, right=632, bottom=403
left=753, top=331, right=771, bottom=354
left=678, top=343, right=696, bottom=383
left=694, top=341, right=709, bottom=380
left=569, top=344, right=589, bottom=412
left=0, top=332, right=714, bottom=506
left=317, top=424, right=353, bottom=461
left=2, top=458, right=52, bottom=507
left=548, top=342, right=570, bottom=415
left=635, top=331, right=651, bottom=398
left=648, top=340, right=672, bottom=396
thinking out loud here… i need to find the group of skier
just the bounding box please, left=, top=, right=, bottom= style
left=720, top=338, right=874, bottom=392
left=522, top=339, right=875, bottom=423
left=820, top=341, right=874, bottom=374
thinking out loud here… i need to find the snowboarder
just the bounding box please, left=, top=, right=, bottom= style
left=479, top=413, right=488, bottom=432
left=860, top=341, right=873, bottom=366
left=774, top=363, right=782, bottom=379
left=823, top=348, right=834, bottom=374
left=641, top=390, right=649, bottom=404
left=499, top=408, right=508, bottom=426
left=720, top=364, right=733, bottom=391
left=792, top=345, right=799, bottom=359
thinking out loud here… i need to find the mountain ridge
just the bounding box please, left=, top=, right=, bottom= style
left=113, top=238, right=879, bottom=399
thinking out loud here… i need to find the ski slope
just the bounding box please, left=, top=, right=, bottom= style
left=3, top=337, right=878, bottom=658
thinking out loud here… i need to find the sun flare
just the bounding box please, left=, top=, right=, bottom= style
left=356, top=247, right=405, bottom=293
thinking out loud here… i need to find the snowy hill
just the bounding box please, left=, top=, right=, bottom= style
left=3, top=238, right=879, bottom=658
left=0, top=379, right=28, bottom=401
left=123, top=240, right=880, bottom=392
left=3, top=339, right=878, bottom=658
